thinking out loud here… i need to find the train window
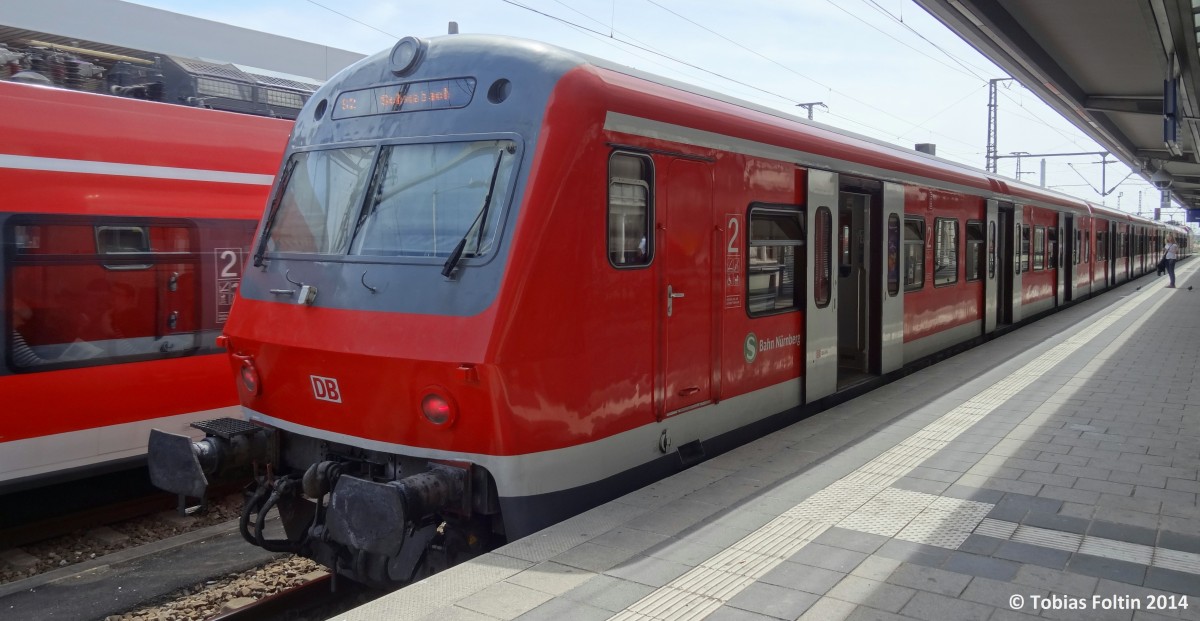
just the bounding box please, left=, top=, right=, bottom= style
left=351, top=140, right=518, bottom=259
left=1096, top=231, right=1106, bottom=261
left=747, top=207, right=804, bottom=315
left=97, top=226, right=152, bottom=270
left=814, top=207, right=832, bottom=308
left=265, top=146, right=375, bottom=255
left=1084, top=232, right=1091, bottom=262
left=6, top=218, right=202, bottom=373
left=1020, top=225, right=1030, bottom=273
left=965, top=220, right=984, bottom=282
left=1033, top=227, right=1045, bottom=271
left=1073, top=231, right=1081, bottom=265
left=903, top=217, right=925, bottom=291
left=887, top=214, right=900, bottom=296
left=1049, top=228, right=1059, bottom=268
left=988, top=221, right=996, bottom=279
left=933, top=218, right=958, bottom=286
left=607, top=152, right=653, bottom=268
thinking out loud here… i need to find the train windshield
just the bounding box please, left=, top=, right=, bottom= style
left=262, top=139, right=517, bottom=260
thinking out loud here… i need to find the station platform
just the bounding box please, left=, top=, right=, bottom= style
left=335, top=261, right=1200, bottom=621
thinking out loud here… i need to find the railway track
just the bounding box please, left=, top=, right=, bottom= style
left=207, top=573, right=380, bottom=621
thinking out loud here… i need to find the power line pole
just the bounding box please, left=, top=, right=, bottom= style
left=796, top=101, right=827, bottom=120
left=986, top=78, right=1013, bottom=173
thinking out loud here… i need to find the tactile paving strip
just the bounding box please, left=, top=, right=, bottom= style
left=606, top=287, right=1154, bottom=620
left=972, top=518, right=1200, bottom=575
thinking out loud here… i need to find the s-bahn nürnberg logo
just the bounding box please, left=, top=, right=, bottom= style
left=745, top=332, right=802, bottom=364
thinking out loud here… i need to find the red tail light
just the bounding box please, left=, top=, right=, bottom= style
left=421, top=392, right=456, bottom=426
left=232, top=354, right=261, bottom=396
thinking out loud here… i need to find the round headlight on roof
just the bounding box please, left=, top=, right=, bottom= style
left=390, top=37, right=426, bottom=77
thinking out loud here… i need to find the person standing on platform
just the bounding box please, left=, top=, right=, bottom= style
left=1164, top=235, right=1179, bottom=288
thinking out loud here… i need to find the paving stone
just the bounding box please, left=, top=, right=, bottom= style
left=940, top=485, right=1005, bottom=504
left=958, top=534, right=1005, bottom=556
left=1021, top=511, right=1090, bottom=534
left=873, top=539, right=952, bottom=569
left=960, top=576, right=1049, bottom=609
left=457, top=581, right=555, bottom=619
left=759, top=560, right=846, bottom=595
left=1094, top=507, right=1161, bottom=531
left=603, top=555, right=693, bottom=588
left=789, top=542, right=870, bottom=573
left=1157, top=530, right=1200, bottom=554
left=560, top=575, right=656, bottom=612
left=1013, top=565, right=1099, bottom=597
left=507, top=561, right=595, bottom=596
left=844, top=607, right=919, bottom=621
left=994, top=540, right=1071, bottom=570
left=849, top=556, right=902, bottom=582
left=890, top=476, right=951, bottom=495
left=797, top=597, right=858, bottom=621
left=1039, top=484, right=1102, bottom=504
left=1143, top=567, right=1200, bottom=597
left=900, top=590, right=995, bottom=621
left=727, top=581, right=821, bottom=619
left=551, top=542, right=639, bottom=573
left=1066, top=553, right=1148, bottom=586
left=1087, top=520, right=1159, bottom=547
left=516, top=597, right=611, bottom=621
left=1133, top=486, right=1196, bottom=506
left=941, top=551, right=1021, bottom=581
left=885, top=563, right=971, bottom=597
left=588, top=527, right=671, bottom=554
left=812, top=527, right=889, bottom=554
left=825, top=575, right=917, bottom=613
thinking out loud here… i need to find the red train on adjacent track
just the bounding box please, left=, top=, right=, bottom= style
left=0, top=81, right=290, bottom=493
left=148, top=35, right=1192, bottom=585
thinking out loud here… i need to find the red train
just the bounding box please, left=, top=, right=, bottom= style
left=0, top=81, right=291, bottom=492
left=148, top=35, right=1191, bottom=585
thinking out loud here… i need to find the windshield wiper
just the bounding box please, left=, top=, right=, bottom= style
left=253, top=157, right=300, bottom=267
left=441, top=148, right=507, bottom=278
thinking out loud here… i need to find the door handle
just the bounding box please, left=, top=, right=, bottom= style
left=667, top=285, right=685, bottom=317
left=678, top=386, right=700, bottom=397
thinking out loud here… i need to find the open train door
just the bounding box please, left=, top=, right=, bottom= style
left=805, top=169, right=837, bottom=402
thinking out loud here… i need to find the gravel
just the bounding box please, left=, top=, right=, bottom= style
left=0, top=493, right=245, bottom=585
left=102, top=555, right=325, bottom=621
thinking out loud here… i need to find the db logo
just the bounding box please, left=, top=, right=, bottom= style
left=310, top=375, right=342, bottom=403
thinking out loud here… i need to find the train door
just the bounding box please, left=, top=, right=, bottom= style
left=837, top=192, right=869, bottom=384
left=1060, top=213, right=1072, bottom=304
left=660, top=159, right=713, bottom=416
left=880, top=183, right=904, bottom=372
left=984, top=200, right=999, bottom=333
left=996, top=203, right=1015, bottom=325
left=805, top=169, right=837, bottom=402
left=1011, top=206, right=1024, bottom=323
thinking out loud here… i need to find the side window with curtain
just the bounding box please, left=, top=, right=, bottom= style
left=887, top=214, right=900, bottom=296
left=904, top=217, right=925, bottom=291
left=1033, top=226, right=1045, bottom=271
left=747, top=206, right=804, bottom=315
left=814, top=207, right=832, bottom=307
left=1021, top=225, right=1031, bottom=272
left=607, top=152, right=653, bottom=268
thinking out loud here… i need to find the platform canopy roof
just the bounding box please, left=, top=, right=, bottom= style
left=915, top=0, right=1200, bottom=213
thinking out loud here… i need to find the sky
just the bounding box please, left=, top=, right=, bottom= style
left=127, top=0, right=1184, bottom=220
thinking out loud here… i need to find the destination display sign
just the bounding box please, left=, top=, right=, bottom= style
left=333, top=78, right=476, bottom=119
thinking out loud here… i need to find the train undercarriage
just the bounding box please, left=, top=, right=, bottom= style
left=148, top=418, right=500, bottom=586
